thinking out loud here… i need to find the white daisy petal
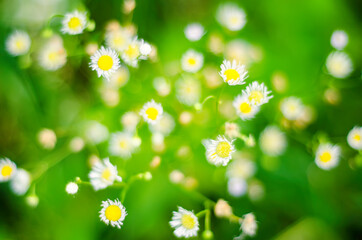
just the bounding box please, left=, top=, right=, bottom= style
left=242, top=81, right=273, bottom=106
left=0, top=158, right=17, bottom=182
left=181, top=49, right=204, bottom=73
left=90, top=46, right=120, bottom=79
left=99, top=199, right=127, bottom=229
left=5, top=30, right=31, bottom=56
left=202, top=135, right=235, bottom=166
left=61, top=11, right=87, bottom=35
left=139, top=99, right=163, bottom=124
left=169, top=207, right=199, bottom=238
left=347, top=126, right=362, bottom=150
left=233, top=94, right=260, bottom=120
left=315, top=143, right=341, bottom=170
left=88, top=158, right=122, bottom=190
left=219, top=60, right=248, bottom=85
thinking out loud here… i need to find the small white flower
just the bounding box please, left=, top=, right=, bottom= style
left=203, top=135, right=235, bottom=166
left=326, top=51, right=353, bottom=79
left=140, top=41, right=152, bottom=56
left=38, top=36, right=67, bottom=71
left=259, top=126, right=287, bottom=156
left=100, top=199, right=127, bottom=229
left=242, top=81, right=273, bottom=106
left=331, top=30, right=348, bottom=50
left=10, top=168, right=30, bottom=195
left=228, top=177, right=247, bottom=197
left=347, top=126, right=362, bottom=150
left=219, top=60, right=248, bottom=85
left=88, top=158, right=122, bottom=191
left=106, top=66, right=130, bottom=89
left=153, top=77, right=171, bottom=97
left=90, top=46, right=120, bottom=79
left=176, top=77, right=201, bottom=106
left=109, top=132, right=136, bottom=158
left=217, top=3, right=246, bottom=31
left=65, top=182, right=79, bottom=195
left=6, top=30, right=31, bottom=56
left=224, top=40, right=258, bottom=66
left=214, top=199, right=233, bottom=218
left=227, top=158, right=256, bottom=180
left=121, top=38, right=148, bottom=67
left=149, top=112, right=175, bottom=136
left=26, top=194, right=39, bottom=208
left=69, top=137, right=85, bottom=152
left=105, top=28, right=132, bottom=52
left=280, top=97, right=304, bottom=120
left=0, top=158, right=17, bottom=182
left=85, top=121, right=109, bottom=145
left=233, top=95, right=260, bottom=120
left=37, top=128, right=57, bottom=149
left=224, top=122, right=240, bottom=139
left=121, top=112, right=140, bottom=132
left=241, top=213, right=257, bottom=236
left=61, top=11, right=87, bottom=35
left=169, top=170, right=185, bottom=184
left=170, top=207, right=199, bottom=238
left=140, top=99, right=163, bottom=124
left=184, top=23, right=205, bottom=41
left=181, top=49, right=204, bottom=73
left=315, top=143, right=341, bottom=170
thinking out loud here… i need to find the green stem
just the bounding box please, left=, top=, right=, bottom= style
left=120, top=174, right=142, bottom=202
left=196, top=209, right=208, bottom=217
left=215, top=84, right=226, bottom=130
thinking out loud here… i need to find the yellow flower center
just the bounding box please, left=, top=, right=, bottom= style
left=216, top=141, right=232, bottom=158
left=320, top=152, right=332, bottom=163
left=353, top=134, right=361, bottom=141
left=125, top=44, right=140, bottom=59
left=145, top=107, right=158, bottom=120
left=119, top=140, right=127, bottom=149
left=48, top=52, right=58, bottom=62
left=248, top=91, right=263, bottom=104
left=105, top=205, right=122, bottom=221
left=181, top=214, right=196, bottom=229
left=224, top=69, right=240, bottom=82
left=113, top=36, right=125, bottom=47
left=101, top=168, right=112, bottom=181
left=15, top=40, right=24, bottom=50
left=68, top=17, right=81, bottom=30
left=1, top=165, right=13, bottom=177
left=239, top=102, right=251, bottom=114
left=98, top=55, right=114, bottom=71
left=230, top=16, right=239, bottom=24
left=187, top=57, right=196, bottom=66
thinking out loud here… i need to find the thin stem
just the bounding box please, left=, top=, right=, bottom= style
left=196, top=209, right=208, bottom=217
left=215, top=84, right=226, bottom=130
left=120, top=174, right=142, bottom=202
left=204, top=202, right=211, bottom=231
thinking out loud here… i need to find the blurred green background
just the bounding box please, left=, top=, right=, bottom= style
left=0, top=0, right=362, bottom=239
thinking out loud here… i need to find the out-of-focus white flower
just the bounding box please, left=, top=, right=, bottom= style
left=315, top=143, right=341, bottom=170
left=241, top=213, right=257, bottom=236
left=10, top=168, right=30, bottom=195
left=248, top=180, right=265, bottom=202
left=105, top=28, right=132, bottom=52
left=149, top=112, right=175, bottom=136
left=89, top=158, right=122, bottom=190
left=280, top=97, right=304, bottom=120
left=347, top=126, right=362, bottom=150
left=271, top=71, right=288, bottom=93
left=105, top=66, right=130, bottom=89
left=140, top=99, right=163, bottom=124
left=242, top=81, right=273, bottom=106
left=331, top=30, right=348, bottom=50
left=121, top=112, right=140, bottom=132
left=225, top=122, right=240, bottom=138
left=90, top=46, right=120, bottom=79
left=0, top=158, right=17, bottom=182
left=179, top=111, right=193, bottom=125
left=121, top=38, right=149, bottom=67
left=26, top=194, right=39, bottom=208
left=38, top=36, right=67, bottom=71
left=214, top=199, right=233, bottom=218
left=259, top=126, right=287, bottom=156
left=326, top=51, right=353, bottom=79
left=37, top=128, right=57, bottom=150
left=69, top=137, right=85, bottom=152
left=203, top=135, right=235, bottom=166
left=85, top=121, right=109, bottom=144
left=217, top=3, right=246, bottom=31
left=207, top=33, right=224, bottom=55
left=152, top=132, right=165, bottom=152
left=224, top=39, right=260, bottom=66
left=109, top=132, right=136, bottom=158
left=100, top=199, right=127, bottom=229
left=85, top=42, right=98, bottom=56
left=6, top=30, right=31, bottom=56
left=228, top=177, right=247, bottom=197
left=61, top=11, right=87, bottom=35
left=233, top=95, right=260, bottom=120
left=181, top=49, right=204, bottom=73
left=169, top=170, right=185, bottom=184
left=170, top=207, right=199, bottom=238
left=184, top=23, right=205, bottom=41
left=123, top=0, right=136, bottom=14
left=140, top=42, right=152, bottom=56
left=203, top=66, right=223, bottom=89
left=227, top=158, right=256, bottom=180
left=100, top=87, right=120, bottom=107
left=176, top=77, right=201, bottom=106
left=65, top=182, right=78, bottom=195
left=153, top=77, right=171, bottom=97
left=219, top=60, right=248, bottom=85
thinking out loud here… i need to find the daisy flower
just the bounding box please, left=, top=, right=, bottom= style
left=140, top=99, right=163, bottom=124
left=65, top=182, right=79, bottom=195
left=153, top=77, right=171, bottom=97
left=224, top=40, right=258, bottom=66
left=88, top=158, right=122, bottom=191
left=38, top=36, right=67, bottom=71
left=219, top=60, right=248, bottom=85
left=326, top=51, right=353, bottom=79
left=280, top=97, right=304, bottom=120
left=331, top=30, right=348, bottom=50
left=184, top=23, right=205, bottom=42
left=0, top=158, right=17, bottom=182
left=259, top=126, right=287, bottom=156
left=347, top=126, right=362, bottom=150
left=121, top=38, right=150, bottom=67
left=10, top=168, right=30, bottom=196
left=121, top=112, right=140, bottom=132
left=202, top=135, right=235, bottom=166
left=61, top=11, right=87, bottom=35
left=242, top=81, right=273, bottom=106
left=233, top=95, right=260, bottom=120
left=169, top=207, right=199, bottom=238
left=176, top=77, right=201, bottom=106
left=315, top=143, right=341, bottom=170
left=149, top=112, right=175, bottom=136
left=90, top=46, right=120, bottom=79
left=5, top=30, right=31, bottom=56
left=105, top=28, right=132, bottom=52
left=106, top=66, right=130, bottom=89
left=217, top=3, right=246, bottom=31
left=224, top=122, right=240, bottom=139
left=37, top=128, right=57, bottom=149
left=241, top=213, right=257, bottom=237
left=226, top=158, right=256, bottom=180
left=84, top=121, right=109, bottom=145
left=99, top=199, right=127, bottom=229
left=181, top=49, right=204, bottom=73
left=214, top=199, right=233, bottom=218
left=109, top=132, right=136, bottom=158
